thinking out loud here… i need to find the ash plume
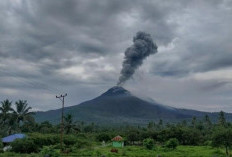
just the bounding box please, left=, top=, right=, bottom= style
left=117, top=31, right=158, bottom=86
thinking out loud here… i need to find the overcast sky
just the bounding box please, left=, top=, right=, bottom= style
left=0, top=0, right=232, bottom=112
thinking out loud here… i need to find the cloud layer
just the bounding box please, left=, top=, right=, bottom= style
left=0, top=0, right=232, bottom=112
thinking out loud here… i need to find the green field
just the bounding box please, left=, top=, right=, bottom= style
left=71, top=145, right=227, bottom=157
left=0, top=145, right=226, bottom=157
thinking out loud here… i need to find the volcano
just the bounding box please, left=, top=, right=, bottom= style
left=35, top=86, right=232, bottom=125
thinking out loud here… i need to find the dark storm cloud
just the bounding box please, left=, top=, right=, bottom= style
left=0, top=0, right=232, bottom=111
left=0, top=0, right=177, bottom=86
left=151, top=0, right=232, bottom=77
left=0, top=0, right=177, bottom=61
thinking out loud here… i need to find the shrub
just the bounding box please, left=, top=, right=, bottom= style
left=143, top=138, right=154, bottom=150
left=11, top=138, right=39, bottom=153
left=165, top=138, right=179, bottom=149
left=40, top=146, right=60, bottom=157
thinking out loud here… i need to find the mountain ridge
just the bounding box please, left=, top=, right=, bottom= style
left=35, top=86, right=232, bottom=125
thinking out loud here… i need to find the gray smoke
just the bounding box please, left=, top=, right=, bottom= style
left=117, top=31, right=158, bottom=86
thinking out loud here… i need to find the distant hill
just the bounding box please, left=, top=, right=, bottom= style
left=35, top=86, right=232, bottom=125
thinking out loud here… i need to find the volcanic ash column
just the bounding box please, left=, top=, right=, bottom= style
left=117, top=31, right=158, bottom=86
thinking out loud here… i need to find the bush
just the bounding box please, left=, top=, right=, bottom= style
left=11, top=138, right=39, bottom=153
left=40, top=146, right=60, bottom=157
left=165, top=138, right=179, bottom=149
left=143, top=138, right=154, bottom=150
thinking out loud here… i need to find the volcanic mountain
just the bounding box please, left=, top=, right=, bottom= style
left=35, top=86, right=232, bottom=125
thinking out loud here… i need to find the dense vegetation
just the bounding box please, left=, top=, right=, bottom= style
left=1, top=99, right=232, bottom=157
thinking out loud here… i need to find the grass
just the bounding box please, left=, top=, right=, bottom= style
left=66, top=145, right=226, bottom=157
left=0, top=145, right=227, bottom=157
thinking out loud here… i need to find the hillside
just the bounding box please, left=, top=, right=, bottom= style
left=35, top=86, right=232, bottom=125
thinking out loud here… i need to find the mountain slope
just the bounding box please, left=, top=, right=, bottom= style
left=35, top=86, right=232, bottom=125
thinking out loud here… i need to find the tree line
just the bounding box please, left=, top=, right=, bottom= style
left=1, top=99, right=232, bottom=156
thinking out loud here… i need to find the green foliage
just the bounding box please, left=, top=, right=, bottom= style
left=11, top=138, right=39, bottom=153
left=0, top=138, right=3, bottom=153
left=40, top=146, right=60, bottom=157
left=37, top=121, right=55, bottom=133
left=143, top=138, right=154, bottom=150
left=127, top=131, right=139, bottom=144
left=63, top=135, right=77, bottom=146
left=212, top=128, right=232, bottom=156
left=0, top=99, right=34, bottom=135
left=29, top=133, right=60, bottom=147
left=218, top=111, right=226, bottom=126
left=64, top=114, right=79, bottom=134
left=203, top=140, right=212, bottom=146
left=73, top=138, right=92, bottom=149
left=165, top=138, right=179, bottom=149
left=96, top=133, right=111, bottom=142
left=180, top=128, right=202, bottom=145
left=13, top=100, right=34, bottom=127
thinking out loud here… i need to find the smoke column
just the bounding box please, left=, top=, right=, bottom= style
left=117, top=31, right=158, bottom=86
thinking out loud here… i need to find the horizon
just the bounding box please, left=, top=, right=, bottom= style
left=0, top=0, right=232, bottom=112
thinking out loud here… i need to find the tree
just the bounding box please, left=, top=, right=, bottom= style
left=13, top=100, right=34, bottom=128
left=157, top=119, right=163, bottom=130
left=147, top=121, right=154, bottom=130
left=204, top=114, right=212, bottom=127
left=212, top=128, right=232, bottom=157
left=181, top=120, right=187, bottom=127
left=96, top=133, right=111, bottom=142
left=0, top=99, right=13, bottom=125
left=127, top=131, right=139, bottom=144
left=181, top=128, right=202, bottom=145
left=218, top=111, right=226, bottom=127
left=191, top=116, right=197, bottom=128
left=38, top=121, right=54, bottom=133
left=64, top=114, right=78, bottom=134
left=143, top=138, right=154, bottom=150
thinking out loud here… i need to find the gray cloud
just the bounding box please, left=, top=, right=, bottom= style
left=0, top=0, right=232, bottom=112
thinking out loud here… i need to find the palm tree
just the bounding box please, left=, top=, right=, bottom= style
left=64, top=114, right=78, bottom=134
left=0, top=99, right=13, bottom=125
left=13, top=100, right=34, bottom=128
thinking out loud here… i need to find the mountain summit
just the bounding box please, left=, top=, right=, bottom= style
left=35, top=86, right=232, bottom=125
left=100, top=86, right=131, bottom=97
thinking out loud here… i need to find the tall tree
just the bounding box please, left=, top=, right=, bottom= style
left=204, top=114, right=212, bottom=128
left=13, top=100, right=34, bottom=128
left=218, top=111, right=226, bottom=127
left=64, top=114, right=78, bottom=134
left=191, top=116, right=197, bottom=128
left=0, top=99, right=13, bottom=125
left=147, top=121, right=155, bottom=130
left=212, top=128, right=232, bottom=157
